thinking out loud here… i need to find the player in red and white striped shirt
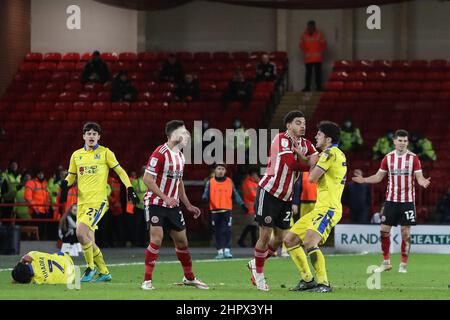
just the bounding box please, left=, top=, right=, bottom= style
left=353, top=130, right=430, bottom=273
left=141, top=120, right=208, bottom=291
left=248, top=110, right=319, bottom=291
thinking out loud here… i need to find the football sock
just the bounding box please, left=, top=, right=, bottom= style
left=307, top=246, right=328, bottom=286
left=287, top=245, right=313, bottom=282
left=93, top=247, right=108, bottom=274
left=267, top=244, right=277, bottom=258
left=381, top=231, right=391, bottom=261
left=401, top=237, right=410, bottom=264
left=176, top=246, right=195, bottom=281
left=254, top=247, right=268, bottom=273
left=82, top=241, right=95, bottom=270
left=144, top=242, right=160, bottom=281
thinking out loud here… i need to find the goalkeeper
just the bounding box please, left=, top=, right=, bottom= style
left=60, top=122, right=139, bottom=283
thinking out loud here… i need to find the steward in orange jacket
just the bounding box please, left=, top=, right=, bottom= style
left=24, top=170, right=51, bottom=218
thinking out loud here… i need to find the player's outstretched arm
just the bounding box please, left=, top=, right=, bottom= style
left=143, top=171, right=179, bottom=207
left=352, top=170, right=386, bottom=184
left=179, top=180, right=201, bottom=219
left=415, top=171, right=431, bottom=189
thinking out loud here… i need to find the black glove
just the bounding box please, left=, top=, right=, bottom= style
left=60, top=180, right=68, bottom=204
left=127, top=187, right=139, bottom=205
left=241, top=204, right=249, bottom=214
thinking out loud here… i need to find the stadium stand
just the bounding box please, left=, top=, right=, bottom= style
left=313, top=59, right=450, bottom=222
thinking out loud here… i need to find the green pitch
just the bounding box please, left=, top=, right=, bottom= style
left=1, top=253, right=449, bottom=300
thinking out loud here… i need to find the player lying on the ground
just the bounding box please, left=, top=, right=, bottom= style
left=11, top=251, right=75, bottom=284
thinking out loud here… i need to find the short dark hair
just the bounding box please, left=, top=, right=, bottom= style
left=308, top=20, right=316, bottom=26
left=165, top=120, right=185, bottom=138
left=214, top=163, right=227, bottom=170
left=83, top=122, right=102, bottom=134
left=284, top=110, right=305, bottom=125
left=248, top=166, right=260, bottom=176
left=11, top=262, right=32, bottom=284
left=93, top=50, right=100, bottom=56
left=394, top=129, right=409, bottom=139
left=318, top=121, right=341, bottom=144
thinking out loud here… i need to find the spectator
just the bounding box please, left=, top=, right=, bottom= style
left=343, top=169, right=371, bottom=223
left=340, top=119, right=363, bottom=152
left=409, top=132, right=437, bottom=161
left=202, top=163, right=248, bottom=259
left=14, top=172, right=32, bottom=219
left=111, top=71, right=138, bottom=103
left=58, top=204, right=82, bottom=257
left=256, top=53, right=277, bottom=82
left=160, top=53, right=185, bottom=84
left=372, top=130, right=394, bottom=160
left=47, top=168, right=66, bottom=219
left=24, top=169, right=51, bottom=218
left=300, top=20, right=327, bottom=92
left=81, top=50, right=110, bottom=84
left=292, top=171, right=317, bottom=222
left=173, top=74, right=200, bottom=102
left=1, top=161, right=21, bottom=220
left=237, top=167, right=260, bottom=248
left=107, top=175, right=124, bottom=247
left=132, top=166, right=149, bottom=247
left=222, top=70, right=253, bottom=110
left=436, top=185, right=450, bottom=223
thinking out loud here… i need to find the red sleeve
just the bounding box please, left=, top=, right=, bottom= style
left=282, top=152, right=310, bottom=172
left=379, top=156, right=388, bottom=171
left=305, top=140, right=318, bottom=157
left=145, top=149, right=165, bottom=176
left=413, top=155, right=422, bottom=172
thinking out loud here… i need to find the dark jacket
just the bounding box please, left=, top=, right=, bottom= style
left=160, top=61, right=185, bottom=84
left=256, top=62, right=277, bottom=82
left=174, top=79, right=200, bottom=101
left=81, top=59, right=110, bottom=84
left=111, top=76, right=138, bottom=102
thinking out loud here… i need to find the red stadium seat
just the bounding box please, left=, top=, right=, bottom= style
left=344, top=81, right=364, bottom=91
left=54, top=102, right=73, bottom=111
left=92, top=101, right=110, bottom=111
left=51, top=72, right=70, bottom=82
left=425, top=72, right=445, bottom=81
left=19, top=62, right=38, bottom=72
left=62, top=52, right=80, bottom=61
left=59, top=91, right=78, bottom=102
left=320, top=91, right=340, bottom=101
left=353, top=60, right=373, bottom=71
left=81, top=52, right=93, bottom=61
left=25, top=52, right=43, bottom=62
left=366, top=71, right=386, bottom=81
left=73, top=101, right=91, bottom=111
left=430, top=60, right=448, bottom=70
left=100, top=52, right=118, bottom=62
left=176, top=52, right=193, bottom=63
left=83, top=83, right=102, bottom=92
left=15, top=102, right=35, bottom=112
left=391, top=60, right=410, bottom=71
left=402, top=81, right=421, bottom=91
left=111, top=102, right=129, bottom=111
left=65, top=81, right=83, bottom=92
left=373, top=60, right=392, bottom=71
left=40, top=92, right=59, bottom=102
left=329, top=71, right=349, bottom=81
left=137, top=52, right=157, bottom=61
left=48, top=111, right=66, bottom=121
left=212, top=52, right=230, bottom=61
left=231, top=52, right=249, bottom=61
left=270, top=51, right=288, bottom=61
left=193, top=52, right=211, bottom=62
left=38, top=62, right=57, bottom=71
left=46, top=82, right=65, bottom=92
left=57, top=62, right=76, bottom=72
left=386, top=71, right=407, bottom=81
left=43, top=52, right=62, bottom=61
left=67, top=111, right=85, bottom=121
left=383, top=81, right=403, bottom=91
left=78, top=92, right=97, bottom=102
left=119, top=52, right=137, bottom=61
left=35, top=102, right=54, bottom=111
left=422, top=81, right=441, bottom=91
left=364, top=81, right=383, bottom=91
left=27, top=82, right=46, bottom=92
left=333, top=60, right=353, bottom=71
left=97, top=91, right=111, bottom=101
left=410, top=60, right=428, bottom=70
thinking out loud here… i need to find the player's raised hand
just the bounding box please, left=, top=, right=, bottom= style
left=352, top=175, right=366, bottom=184
left=419, top=177, right=431, bottom=189
left=187, top=205, right=202, bottom=219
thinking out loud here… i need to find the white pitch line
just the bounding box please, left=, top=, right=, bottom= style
left=0, top=252, right=370, bottom=273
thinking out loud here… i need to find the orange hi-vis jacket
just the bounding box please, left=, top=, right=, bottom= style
left=300, top=29, right=327, bottom=64
left=300, top=172, right=317, bottom=202
left=125, top=177, right=135, bottom=215
left=108, top=177, right=122, bottom=216
left=209, top=177, right=233, bottom=211
left=24, top=179, right=50, bottom=214
left=55, top=185, right=78, bottom=218
left=241, top=175, right=258, bottom=215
